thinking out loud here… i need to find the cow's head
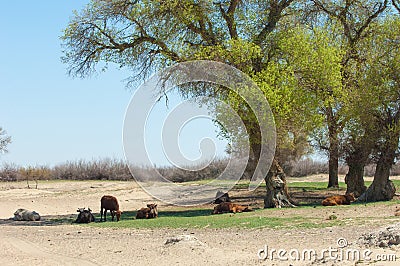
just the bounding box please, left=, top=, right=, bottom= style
left=212, top=205, right=219, bottom=214
left=76, top=208, right=95, bottom=223
left=147, top=204, right=158, bottom=218
left=345, top=193, right=356, bottom=202
left=115, top=210, right=122, bottom=221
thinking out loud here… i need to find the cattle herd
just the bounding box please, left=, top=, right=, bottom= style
left=11, top=190, right=367, bottom=223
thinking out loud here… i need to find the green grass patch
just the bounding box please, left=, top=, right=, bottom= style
left=89, top=208, right=345, bottom=230
left=288, top=181, right=346, bottom=191
left=288, top=180, right=400, bottom=192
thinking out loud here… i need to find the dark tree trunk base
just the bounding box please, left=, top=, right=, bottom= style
left=345, top=162, right=367, bottom=198
left=357, top=180, right=395, bottom=202
left=327, top=183, right=339, bottom=188
left=327, top=161, right=339, bottom=188
left=264, top=160, right=296, bottom=208
left=358, top=133, right=398, bottom=202
left=345, top=173, right=367, bottom=198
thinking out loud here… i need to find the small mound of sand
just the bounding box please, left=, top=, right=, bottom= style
left=358, top=223, right=400, bottom=248
left=165, top=235, right=205, bottom=247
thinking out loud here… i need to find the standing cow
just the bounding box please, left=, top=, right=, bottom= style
left=100, top=195, right=122, bottom=222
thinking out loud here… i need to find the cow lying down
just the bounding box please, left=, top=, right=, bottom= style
left=75, top=207, right=95, bottom=223
left=212, top=202, right=253, bottom=214
left=214, top=191, right=231, bottom=204
left=136, top=204, right=158, bottom=219
left=322, top=193, right=356, bottom=206
left=13, top=208, right=41, bottom=221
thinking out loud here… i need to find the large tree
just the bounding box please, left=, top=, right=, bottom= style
left=341, top=112, right=377, bottom=197
left=271, top=23, right=345, bottom=184
left=336, top=14, right=400, bottom=201
left=309, top=0, right=389, bottom=188
left=355, top=17, right=400, bottom=201
left=62, top=0, right=317, bottom=208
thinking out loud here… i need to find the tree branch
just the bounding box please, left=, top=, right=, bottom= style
left=353, top=0, right=388, bottom=44
left=218, top=0, right=239, bottom=39
left=254, top=0, right=294, bottom=46
left=312, top=0, right=388, bottom=45
left=393, top=0, right=400, bottom=12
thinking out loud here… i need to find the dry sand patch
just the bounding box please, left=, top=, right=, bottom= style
left=0, top=179, right=400, bottom=265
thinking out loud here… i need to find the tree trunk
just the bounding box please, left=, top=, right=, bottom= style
left=358, top=109, right=400, bottom=202
left=328, top=147, right=339, bottom=188
left=345, top=146, right=368, bottom=197
left=264, top=159, right=296, bottom=208
left=327, top=106, right=339, bottom=188
left=358, top=144, right=397, bottom=202
left=245, top=122, right=294, bottom=208
left=244, top=142, right=261, bottom=180
left=345, top=161, right=367, bottom=198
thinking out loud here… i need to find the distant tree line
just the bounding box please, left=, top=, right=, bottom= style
left=3, top=158, right=400, bottom=183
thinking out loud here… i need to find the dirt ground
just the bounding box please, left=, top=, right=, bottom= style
left=1, top=176, right=400, bottom=265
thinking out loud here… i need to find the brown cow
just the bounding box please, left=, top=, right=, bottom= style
left=136, top=204, right=158, bottom=219
left=212, top=202, right=253, bottom=214
left=322, top=193, right=355, bottom=206
left=100, top=195, right=122, bottom=221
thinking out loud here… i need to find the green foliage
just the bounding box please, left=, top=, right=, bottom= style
left=279, top=25, right=344, bottom=100
left=188, top=38, right=262, bottom=73
left=249, top=25, right=345, bottom=159
left=341, top=16, right=400, bottom=162
left=328, top=214, right=337, bottom=220
left=358, top=17, right=400, bottom=109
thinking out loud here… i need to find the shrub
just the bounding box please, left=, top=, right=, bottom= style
left=53, top=159, right=133, bottom=180
left=0, top=163, right=21, bottom=181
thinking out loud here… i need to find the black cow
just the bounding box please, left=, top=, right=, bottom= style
left=75, top=208, right=95, bottom=223
left=214, top=191, right=231, bottom=204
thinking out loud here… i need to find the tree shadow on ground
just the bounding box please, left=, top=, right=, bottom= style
left=114, top=209, right=213, bottom=220
left=0, top=213, right=76, bottom=226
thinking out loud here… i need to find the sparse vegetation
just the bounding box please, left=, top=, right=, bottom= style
left=2, top=158, right=400, bottom=183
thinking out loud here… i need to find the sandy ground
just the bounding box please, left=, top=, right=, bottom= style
left=1, top=178, right=400, bottom=265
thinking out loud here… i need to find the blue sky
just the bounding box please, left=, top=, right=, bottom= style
left=0, top=1, right=229, bottom=167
